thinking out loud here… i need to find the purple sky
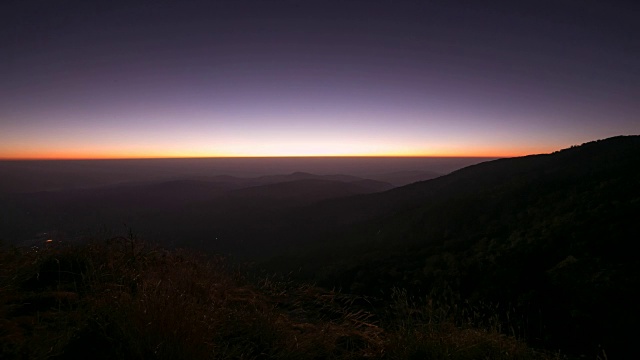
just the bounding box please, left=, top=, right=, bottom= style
left=1, top=0, right=638, bottom=158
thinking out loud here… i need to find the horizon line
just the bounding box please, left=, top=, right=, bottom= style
left=0, top=154, right=514, bottom=161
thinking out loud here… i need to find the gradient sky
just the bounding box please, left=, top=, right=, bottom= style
left=1, top=0, right=638, bottom=159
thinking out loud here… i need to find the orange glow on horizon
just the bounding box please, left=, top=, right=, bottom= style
left=0, top=147, right=551, bottom=160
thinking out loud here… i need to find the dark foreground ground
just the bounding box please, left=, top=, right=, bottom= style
left=1, top=239, right=568, bottom=360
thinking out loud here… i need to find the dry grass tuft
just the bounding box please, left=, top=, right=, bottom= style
left=1, top=239, right=563, bottom=359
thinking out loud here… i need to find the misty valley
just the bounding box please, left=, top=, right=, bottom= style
left=1, top=136, right=639, bottom=359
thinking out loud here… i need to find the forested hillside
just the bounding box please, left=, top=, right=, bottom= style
left=272, top=136, right=640, bottom=357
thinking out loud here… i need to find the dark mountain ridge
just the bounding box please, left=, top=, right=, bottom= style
left=0, top=157, right=484, bottom=195
left=284, top=136, right=638, bottom=234
left=0, top=172, right=393, bottom=250
left=270, top=135, right=640, bottom=357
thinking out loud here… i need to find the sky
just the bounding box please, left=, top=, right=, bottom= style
left=1, top=0, right=638, bottom=159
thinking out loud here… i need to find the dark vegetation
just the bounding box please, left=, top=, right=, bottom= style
left=271, top=135, right=640, bottom=358
left=1, top=135, right=638, bottom=358
left=1, top=238, right=560, bottom=359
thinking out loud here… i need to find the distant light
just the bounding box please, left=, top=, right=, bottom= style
left=45, top=239, right=53, bottom=243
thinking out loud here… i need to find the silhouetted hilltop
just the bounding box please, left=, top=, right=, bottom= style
left=274, top=135, right=640, bottom=357
left=286, top=135, right=638, bottom=231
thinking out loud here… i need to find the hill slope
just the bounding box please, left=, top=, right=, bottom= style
left=271, top=135, right=640, bottom=357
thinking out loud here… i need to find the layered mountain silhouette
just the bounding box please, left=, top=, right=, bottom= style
left=1, top=135, right=638, bottom=357
left=269, top=135, right=640, bottom=357
left=0, top=171, right=394, bottom=251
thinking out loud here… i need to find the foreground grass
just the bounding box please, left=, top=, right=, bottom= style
left=1, top=238, right=563, bottom=359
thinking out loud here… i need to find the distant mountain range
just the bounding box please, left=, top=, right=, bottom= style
left=0, top=170, right=398, bottom=250
left=1, top=135, right=638, bottom=357
left=0, top=157, right=456, bottom=194
left=368, top=169, right=443, bottom=186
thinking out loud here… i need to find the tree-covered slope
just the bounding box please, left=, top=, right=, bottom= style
left=276, top=135, right=640, bottom=357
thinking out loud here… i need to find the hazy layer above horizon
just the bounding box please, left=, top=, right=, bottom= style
left=0, top=157, right=494, bottom=194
